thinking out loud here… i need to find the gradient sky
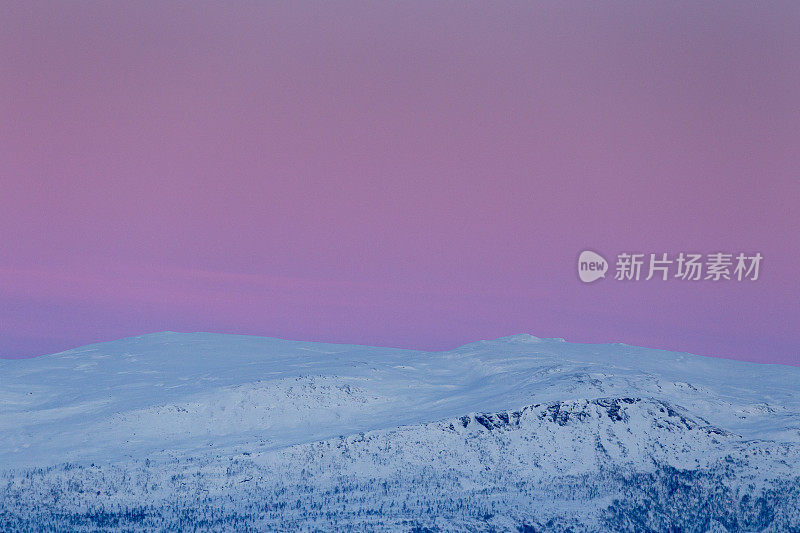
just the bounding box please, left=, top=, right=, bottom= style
left=1, top=2, right=798, bottom=364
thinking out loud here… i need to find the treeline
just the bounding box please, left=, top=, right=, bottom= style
left=2, top=459, right=799, bottom=532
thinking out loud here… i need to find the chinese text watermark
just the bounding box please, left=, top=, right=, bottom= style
left=578, top=251, right=762, bottom=283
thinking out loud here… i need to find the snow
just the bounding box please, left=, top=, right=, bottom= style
left=2, top=331, right=799, bottom=467
left=1, top=332, right=799, bottom=530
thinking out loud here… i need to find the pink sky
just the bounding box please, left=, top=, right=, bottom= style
left=1, top=2, right=798, bottom=364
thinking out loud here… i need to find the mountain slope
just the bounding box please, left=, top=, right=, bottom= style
left=1, top=332, right=799, bottom=531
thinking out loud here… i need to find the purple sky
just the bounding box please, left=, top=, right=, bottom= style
left=1, top=2, right=798, bottom=364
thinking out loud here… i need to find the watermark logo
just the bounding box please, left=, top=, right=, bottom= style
left=579, top=251, right=762, bottom=283
left=578, top=250, right=608, bottom=283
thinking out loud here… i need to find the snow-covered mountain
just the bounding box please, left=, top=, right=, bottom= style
left=1, top=332, right=799, bottom=531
